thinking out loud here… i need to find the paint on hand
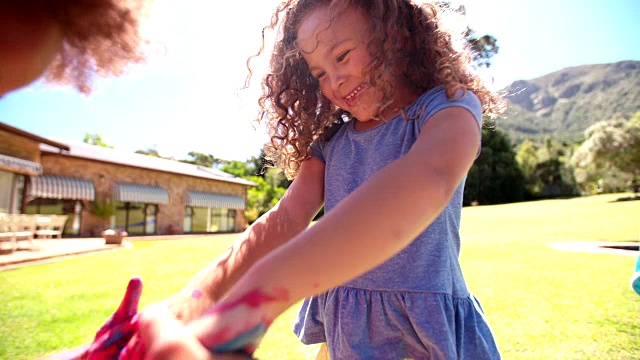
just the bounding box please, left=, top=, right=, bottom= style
left=81, top=277, right=142, bottom=360
left=191, top=289, right=204, bottom=299
left=206, top=288, right=289, bottom=315
left=199, top=288, right=289, bottom=355
left=206, top=323, right=267, bottom=354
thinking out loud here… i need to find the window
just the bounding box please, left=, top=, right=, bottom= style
left=145, top=204, right=157, bottom=234
left=184, top=206, right=236, bottom=233
left=183, top=207, right=193, bottom=232
left=115, top=202, right=158, bottom=235
left=0, top=171, right=23, bottom=214
left=14, top=175, right=24, bottom=213
left=226, top=209, right=236, bottom=232
left=0, top=171, right=14, bottom=213
left=191, top=207, right=209, bottom=232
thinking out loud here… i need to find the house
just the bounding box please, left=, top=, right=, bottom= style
left=0, top=122, right=69, bottom=213
left=1, top=122, right=256, bottom=237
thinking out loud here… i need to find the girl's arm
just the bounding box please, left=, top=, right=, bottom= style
left=165, top=157, right=325, bottom=323
left=187, top=106, right=482, bottom=351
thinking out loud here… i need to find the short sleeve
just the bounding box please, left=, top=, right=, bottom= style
left=309, top=138, right=326, bottom=163
left=416, top=87, right=483, bottom=130
left=412, top=87, right=483, bottom=157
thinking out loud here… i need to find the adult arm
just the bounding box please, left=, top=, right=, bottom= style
left=165, top=156, right=325, bottom=323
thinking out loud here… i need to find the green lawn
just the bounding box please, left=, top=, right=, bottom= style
left=1, top=193, right=639, bottom=359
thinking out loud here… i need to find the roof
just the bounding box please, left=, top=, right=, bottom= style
left=40, top=141, right=257, bottom=187
left=0, top=122, right=69, bottom=150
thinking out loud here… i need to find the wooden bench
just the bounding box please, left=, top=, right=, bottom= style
left=0, top=214, right=37, bottom=252
left=0, top=214, right=71, bottom=253
left=13, top=214, right=37, bottom=249
left=0, top=215, right=16, bottom=253
left=35, top=215, right=69, bottom=239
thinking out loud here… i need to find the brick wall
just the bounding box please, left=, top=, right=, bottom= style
left=40, top=153, right=250, bottom=236
left=0, top=128, right=41, bottom=162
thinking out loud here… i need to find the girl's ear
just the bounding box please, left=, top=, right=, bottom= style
left=0, top=4, right=63, bottom=95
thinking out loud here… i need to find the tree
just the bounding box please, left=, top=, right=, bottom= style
left=464, top=127, right=527, bottom=205
left=244, top=175, right=287, bottom=223
left=220, top=157, right=289, bottom=223
left=445, top=3, right=499, bottom=69
left=180, top=152, right=216, bottom=168
left=221, top=160, right=256, bottom=178
left=571, top=112, right=640, bottom=192
left=83, top=133, right=112, bottom=148
left=515, top=139, right=538, bottom=188
left=246, top=149, right=273, bottom=178
left=248, top=154, right=266, bottom=177
left=135, top=146, right=172, bottom=160
left=466, top=29, right=499, bottom=69
left=515, top=138, right=578, bottom=198
left=533, top=158, right=578, bottom=198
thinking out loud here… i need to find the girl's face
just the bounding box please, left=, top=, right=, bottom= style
left=297, top=6, right=388, bottom=128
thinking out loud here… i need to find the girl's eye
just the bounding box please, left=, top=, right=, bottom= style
left=315, top=71, right=326, bottom=80
left=336, top=51, right=349, bottom=63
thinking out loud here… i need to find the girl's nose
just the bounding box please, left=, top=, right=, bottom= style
left=328, top=71, right=346, bottom=91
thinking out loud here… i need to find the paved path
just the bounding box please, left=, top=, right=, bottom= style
left=0, top=234, right=217, bottom=271
left=0, top=238, right=128, bottom=271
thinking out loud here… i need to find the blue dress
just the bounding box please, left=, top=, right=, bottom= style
left=293, top=87, right=501, bottom=359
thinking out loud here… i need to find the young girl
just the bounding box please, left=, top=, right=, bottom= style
left=101, top=0, right=506, bottom=359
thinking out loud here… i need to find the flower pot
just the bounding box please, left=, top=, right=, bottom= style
left=102, top=229, right=128, bottom=245
left=103, top=234, right=125, bottom=245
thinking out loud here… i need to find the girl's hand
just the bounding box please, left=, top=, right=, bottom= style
left=187, top=288, right=289, bottom=356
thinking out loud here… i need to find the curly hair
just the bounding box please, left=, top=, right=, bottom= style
left=248, top=0, right=505, bottom=179
left=33, top=0, right=149, bottom=94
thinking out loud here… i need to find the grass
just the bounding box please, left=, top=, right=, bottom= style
left=1, top=193, right=639, bottom=359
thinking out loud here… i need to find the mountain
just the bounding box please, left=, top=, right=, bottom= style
left=497, top=60, right=640, bottom=144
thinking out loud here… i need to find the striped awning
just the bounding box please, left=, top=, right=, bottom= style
left=0, top=154, right=42, bottom=175
left=184, top=191, right=245, bottom=210
left=114, top=183, right=169, bottom=204
left=28, top=175, right=95, bottom=200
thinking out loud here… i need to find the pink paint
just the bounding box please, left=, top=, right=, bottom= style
left=191, top=289, right=204, bottom=299
left=206, top=288, right=290, bottom=315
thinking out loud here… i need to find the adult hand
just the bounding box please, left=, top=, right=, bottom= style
left=78, top=277, right=143, bottom=360
left=135, top=304, right=248, bottom=360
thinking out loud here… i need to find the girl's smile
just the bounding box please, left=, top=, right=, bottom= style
left=343, top=83, right=365, bottom=107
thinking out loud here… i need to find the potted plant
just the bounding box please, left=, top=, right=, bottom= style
left=101, top=228, right=128, bottom=245
left=90, top=197, right=116, bottom=237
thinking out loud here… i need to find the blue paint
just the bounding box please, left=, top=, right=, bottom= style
left=211, top=323, right=266, bottom=355
left=631, top=255, right=640, bottom=295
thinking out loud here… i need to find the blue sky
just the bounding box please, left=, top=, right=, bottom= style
left=1, top=0, right=638, bottom=162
